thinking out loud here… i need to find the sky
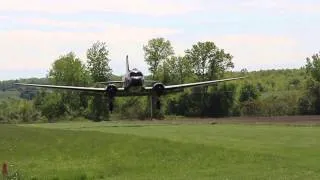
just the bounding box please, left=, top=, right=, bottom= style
left=0, top=0, right=320, bottom=80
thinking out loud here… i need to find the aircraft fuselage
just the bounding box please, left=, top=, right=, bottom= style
left=123, top=68, right=145, bottom=92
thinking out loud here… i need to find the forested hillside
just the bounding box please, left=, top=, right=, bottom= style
left=0, top=38, right=319, bottom=123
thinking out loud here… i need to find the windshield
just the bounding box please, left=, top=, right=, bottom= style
left=130, top=72, right=143, bottom=77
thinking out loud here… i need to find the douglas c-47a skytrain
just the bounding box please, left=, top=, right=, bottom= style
left=15, top=55, right=246, bottom=112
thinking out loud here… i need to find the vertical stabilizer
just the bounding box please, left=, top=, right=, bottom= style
left=126, top=55, right=130, bottom=73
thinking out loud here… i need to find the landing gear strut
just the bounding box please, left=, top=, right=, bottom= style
left=152, top=95, right=161, bottom=110
left=107, top=95, right=115, bottom=113
left=109, top=100, right=114, bottom=113
left=156, top=98, right=161, bottom=110
left=106, top=84, right=117, bottom=113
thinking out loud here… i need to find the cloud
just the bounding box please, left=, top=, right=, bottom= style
left=239, top=0, right=320, bottom=13
left=11, top=17, right=103, bottom=29
left=199, top=0, right=320, bottom=14
left=0, top=0, right=201, bottom=16
left=6, top=16, right=183, bottom=34
left=0, top=25, right=180, bottom=73
left=1, top=0, right=319, bottom=80
left=198, top=34, right=308, bottom=70
left=0, top=15, right=8, bottom=21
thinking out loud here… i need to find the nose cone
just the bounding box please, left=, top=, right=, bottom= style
left=131, top=77, right=143, bottom=86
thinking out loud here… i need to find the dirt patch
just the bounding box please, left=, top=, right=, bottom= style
left=121, top=115, right=320, bottom=126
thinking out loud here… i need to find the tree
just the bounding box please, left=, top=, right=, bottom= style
left=38, top=92, right=65, bottom=122
left=298, top=95, right=315, bottom=115
left=184, top=41, right=234, bottom=117
left=185, top=41, right=234, bottom=81
left=163, top=56, right=193, bottom=84
left=239, top=83, right=259, bottom=102
left=47, top=52, right=90, bottom=118
left=300, top=51, right=320, bottom=114
left=306, top=52, right=320, bottom=82
left=87, top=95, right=109, bottom=121
left=49, top=52, right=90, bottom=86
left=117, top=97, right=148, bottom=120
left=205, top=83, right=237, bottom=117
left=87, top=41, right=112, bottom=82
left=143, top=38, right=174, bottom=119
left=155, top=60, right=170, bottom=85
left=143, top=37, right=174, bottom=79
left=86, top=41, right=112, bottom=121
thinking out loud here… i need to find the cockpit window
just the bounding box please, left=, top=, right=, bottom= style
left=130, top=72, right=143, bottom=77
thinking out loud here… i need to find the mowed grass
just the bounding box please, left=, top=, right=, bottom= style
left=1, top=122, right=320, bottom=179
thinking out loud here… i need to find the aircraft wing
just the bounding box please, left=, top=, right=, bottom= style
left=14, top=83, right=115, bottom=94
left=14, top=76, right=245, bottom=97
left=161, top=77, right=246, bottom=93
left=14, top=82, right=150, bottom=97
left=96, top=81, right=124, bottom=84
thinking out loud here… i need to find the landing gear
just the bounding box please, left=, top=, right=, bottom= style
left=106, top=84, right=117, bottom=113
left=151, top=82, right=164, bottom=111
left=107, top=95, right=115, bottom=113
left=151, top=95, right=161, bottom=110
left=150, top=95, right=161, bottom=120
left=156, top=99, right=161, bottom=110
left=109, top=101, right=114, bottom=113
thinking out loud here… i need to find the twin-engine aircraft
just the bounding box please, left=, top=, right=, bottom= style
left=15, top=55, right=246, bottom=112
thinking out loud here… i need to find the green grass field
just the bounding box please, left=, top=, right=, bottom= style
left=1, top=121, right=320, bottom=179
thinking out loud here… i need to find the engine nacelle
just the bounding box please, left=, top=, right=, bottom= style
left=106, top=84, right=117, bottom=98
left=152, top=83, right=165, bottom=96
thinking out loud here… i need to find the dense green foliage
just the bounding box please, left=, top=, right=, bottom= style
left=86, top=41, right=112, bottom=82
left=0, top=99, right=44, bottom=123
left=185, top=41, right=234, bottom=81
left=0, top=38, right=318, bottom=123
left=1, top=123, right=320, bottom=179
left=298, top=51, right=320, bottom=115
left=143, top=37, right=174, bottom=80
left=86, top=41, right=111, bottom=121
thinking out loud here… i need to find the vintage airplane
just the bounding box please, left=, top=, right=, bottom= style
left=15, top=55, right=246, bottom=112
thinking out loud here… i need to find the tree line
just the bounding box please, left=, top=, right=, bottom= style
left=0, top=37, right=319, bottom=123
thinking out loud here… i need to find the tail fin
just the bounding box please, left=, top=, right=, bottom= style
left=126, top=55, right=130, bottom=73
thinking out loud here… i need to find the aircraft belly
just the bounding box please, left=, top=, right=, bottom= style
left=118, top=86, right=150, bottom=96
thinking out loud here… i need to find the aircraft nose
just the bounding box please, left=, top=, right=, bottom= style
left=131, top=77, right=143, bottom=86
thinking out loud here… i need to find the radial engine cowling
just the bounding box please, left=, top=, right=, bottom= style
left=106, top=84, right=117, bottom=97
left=152, top=83, right=165, bottom=96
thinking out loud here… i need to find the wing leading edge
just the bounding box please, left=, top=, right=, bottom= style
left=157, top=76, right=246, bottom=93
left=142, top=76, right=246, bottom=93
left=14, top=83, right=109, bottom=92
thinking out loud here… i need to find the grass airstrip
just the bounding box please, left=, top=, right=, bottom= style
left=1, top=120, right=320, bottom=179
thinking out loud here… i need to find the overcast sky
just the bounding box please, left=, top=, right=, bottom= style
left=0, top=0, right=319, bottom=80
